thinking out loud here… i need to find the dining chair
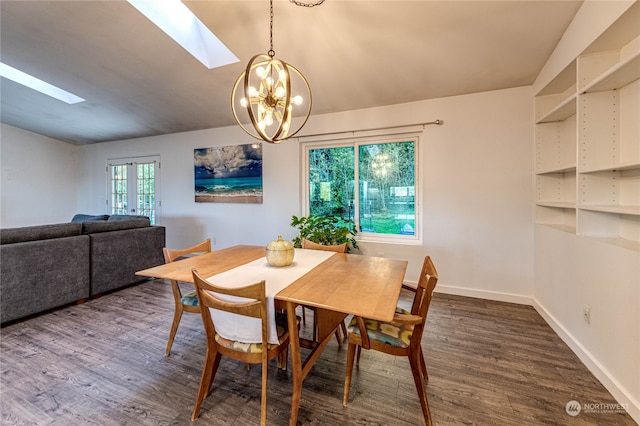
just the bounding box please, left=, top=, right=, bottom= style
left=300, top=238, right=348, bottom=345
left=162, top=239, right=211, bottom=356
left=190, top=269, right=293, bottom=425
left=343, top=255, right=438, bottom=426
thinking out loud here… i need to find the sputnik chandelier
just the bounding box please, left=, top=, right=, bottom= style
left=231, top=0, right=324, bottom=143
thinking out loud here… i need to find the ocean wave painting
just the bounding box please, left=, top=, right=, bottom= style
left=194, top=144, right=263, bottom=203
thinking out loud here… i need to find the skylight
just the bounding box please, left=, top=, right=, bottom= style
left=127, top=0, right=239, bottom=69
left=0, top=62, right=85, bottom=104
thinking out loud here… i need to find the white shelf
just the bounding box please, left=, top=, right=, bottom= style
left=588, top=236, right=640, bottom=251
left=582, top=35, right=640, bottom=93
left=537, top=201, right=576, bottom=209
left=536, top=94, right=576, bottom=124
left=544, top=223, right=577, bottom=234
left=580, top=160, right=640, bottom=173
left=537, top=164, right=577, bottom=175
left=580, top=205, right=640, bottom=216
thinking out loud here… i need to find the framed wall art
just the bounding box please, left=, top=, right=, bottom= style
left=194, top=143, right=263, bottom=203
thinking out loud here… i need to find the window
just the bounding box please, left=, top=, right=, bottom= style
left=303, top=135, right=420, bottom=244
left=108, top=156, right=160, bottom=224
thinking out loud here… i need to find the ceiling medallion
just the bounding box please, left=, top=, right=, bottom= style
left=231, top=0, right=322, bottom=143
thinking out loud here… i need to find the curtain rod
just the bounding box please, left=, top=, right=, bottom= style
left=295, top=120, right=443, bottom=141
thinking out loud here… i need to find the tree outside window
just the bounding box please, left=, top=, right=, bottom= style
left=306, top=138, right=417, bottom=238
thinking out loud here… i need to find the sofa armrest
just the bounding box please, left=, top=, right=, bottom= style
left=0, top=235, right=90, bottom=324
left=89, top=226, right=165, bottom=295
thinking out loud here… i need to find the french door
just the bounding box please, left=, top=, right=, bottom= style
left=107, top=156, right=161, bottom=224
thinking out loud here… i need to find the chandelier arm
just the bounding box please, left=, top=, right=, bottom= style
left=278, top=66, right=312, bottom=140
left=273, top=63, right=292, bottom=140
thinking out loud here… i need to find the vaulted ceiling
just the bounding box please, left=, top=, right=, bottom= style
left=0, top=0, right=584, bottom=145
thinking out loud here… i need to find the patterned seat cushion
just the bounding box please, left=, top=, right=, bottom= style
left=214, top=313, right=298, bottom=353
left=347, top=306, right=415, bottom=348
left=181, top=290, right=199, bottom=307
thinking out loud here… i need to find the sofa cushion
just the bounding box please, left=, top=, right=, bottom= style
left=71, top=214, right=109, bottom=223
left=108, top=214, right=150, bottom=222
left=0, top=223, right=82, bottom=245
left=82, top=219, right=150, bottom=234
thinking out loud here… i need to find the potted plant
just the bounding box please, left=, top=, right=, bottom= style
left=291, top=214, right=359, bottom=253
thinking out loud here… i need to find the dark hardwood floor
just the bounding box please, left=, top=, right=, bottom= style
left=1, top=279, right=635, bottom=425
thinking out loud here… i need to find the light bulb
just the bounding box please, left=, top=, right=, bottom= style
left=256, top=66, right=265, bottom=78
left=248, top=86, right=257, bottom=97
left=275, top=86, right=285, bottom=98
left=293, top=95, right=303, bottom=105
left=258, top=120, right=266, bottom=131
left=240, top=98, right=248, bottom=108
left=266, top=77, right=273, bottom=87
left=265, top=114, right=274, bottom=126
left=279, top=69, right=286, bottom=81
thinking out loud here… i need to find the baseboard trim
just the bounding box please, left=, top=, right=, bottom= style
left=413, top=282, right=639, bottom=423
left=432, top=283, right=533, bottom=306
left=531, top=298, right=640, bottom=424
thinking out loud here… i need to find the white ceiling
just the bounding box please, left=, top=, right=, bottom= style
left=0, top=0, right=584, bottom=145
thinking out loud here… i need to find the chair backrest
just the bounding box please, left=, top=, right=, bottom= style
left=302, top=238, right=347, bottom=253
left=191, top=269, right=268, bottom=347
left=163, top=238, right=211, bottom=264
left=409, top=256, right=438, bottom=344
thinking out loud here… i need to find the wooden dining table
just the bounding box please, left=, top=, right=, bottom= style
left=136, top=244, right=407, bottom=425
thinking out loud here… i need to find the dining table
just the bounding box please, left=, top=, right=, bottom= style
left=136, top=244, right=407, bottom=425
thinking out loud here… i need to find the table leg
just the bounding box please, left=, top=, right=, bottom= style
left=286, top=304, right=347, bottom=425
left=286, top=301, right=302, bottom=426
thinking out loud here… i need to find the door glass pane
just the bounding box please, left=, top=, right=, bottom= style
left=308, top=146, right=355, bottom=221
left=111, top=165, right=127, bottom=215
left=358, top=141, right=415, bottom=235
left=136, top=162, right=155, bottom=224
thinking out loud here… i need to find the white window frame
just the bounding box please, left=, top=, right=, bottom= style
left=106, top=155, right=162, bottom=224
left=301, top=132, right=422, bottom=245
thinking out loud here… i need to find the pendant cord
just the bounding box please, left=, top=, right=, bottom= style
left=268, top=0, right=275, bottom=58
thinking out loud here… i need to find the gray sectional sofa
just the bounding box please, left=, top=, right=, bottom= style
left=0, top=214, right=166, bottom=324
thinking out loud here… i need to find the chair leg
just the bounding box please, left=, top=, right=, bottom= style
left=356, top=345, right=362, bottom=366
left=334, top=328, right=343, bottom=347
left=312, top=309, right=317, bottom=341
left=340, top=320, right=348, bottom=341
left=419, top=346, right=428, bottom=381
left=278, top=346, right=288, bottom=370
left=261, top=356, right=269, bottom=425
left=192, top=348, right=221, bottom=420
left=408, top=351, right=432, bottom=426
left=343, top=342, right=357, bottom=406
left=165, top=305, right=184, bottom=356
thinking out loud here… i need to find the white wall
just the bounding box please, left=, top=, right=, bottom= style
left=76, top=86, right=535, bottom=301
left=0, top=123, right=79, bottom=227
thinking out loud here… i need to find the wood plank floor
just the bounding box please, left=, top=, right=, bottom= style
left=1, top=279, right=635, bottom=425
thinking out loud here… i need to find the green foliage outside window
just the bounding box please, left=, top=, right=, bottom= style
left=307, top=140, right=416, bottom=236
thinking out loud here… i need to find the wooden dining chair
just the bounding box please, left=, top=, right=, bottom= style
left=162, top=239, right=211, bottom=356
left=190, top=269, right=293, bottom=425
left=300, top=238, right=348, bottom=345
left=343, top=256, right=438, bottom=426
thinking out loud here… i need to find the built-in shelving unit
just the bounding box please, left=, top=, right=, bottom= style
left=535, top=29, right=640, bottom=251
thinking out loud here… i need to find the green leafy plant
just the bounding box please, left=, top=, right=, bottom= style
left=291, top=214, right=359, bottom=253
